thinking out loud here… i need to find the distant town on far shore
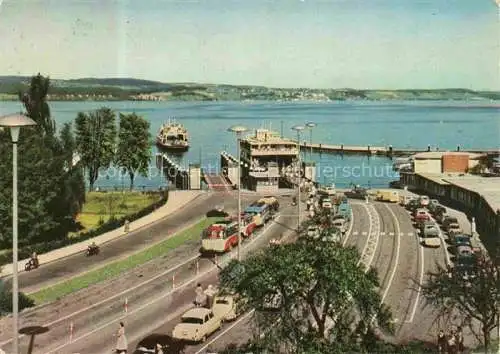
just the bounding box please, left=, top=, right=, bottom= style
left=0, top=76, right=499, bottom=102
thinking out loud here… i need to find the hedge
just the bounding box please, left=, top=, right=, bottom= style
left=0, top=190, right=169, bottom=267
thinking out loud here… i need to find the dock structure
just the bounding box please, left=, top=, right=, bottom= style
left=156, top=153, right=200, bottom=190
left=299, top=142, right=499, bottom=157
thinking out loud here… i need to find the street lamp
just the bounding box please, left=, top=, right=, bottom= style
left=291, top=125, right=305, bottom=232
left=305, top=122, right=316, bottom=161
left=227, top=125, right=248, bottom=261
left=0, top=113, right=37, bottom=354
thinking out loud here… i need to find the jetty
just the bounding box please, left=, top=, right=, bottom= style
left=299, top=143, right=499, bottom=157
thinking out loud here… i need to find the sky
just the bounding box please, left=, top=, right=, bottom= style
left=0, top=0, right=498, bottom=90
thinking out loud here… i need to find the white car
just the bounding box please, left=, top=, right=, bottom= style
left=307, top=225, right=320, bottom=238
left=419, top=196, right=430, bottom=207
left=332, top=219, right=347, bottom=234
left=172, top=308, right=221, bottom=342
left=422, top=235, right=441, bottom=248
left=212, top=295, right=240, bottom=322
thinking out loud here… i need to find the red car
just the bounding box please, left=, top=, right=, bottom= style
left=414, top=209, right=430, bottom=223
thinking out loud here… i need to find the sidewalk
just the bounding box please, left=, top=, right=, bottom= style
left=0, top=190, right=206, bottom=277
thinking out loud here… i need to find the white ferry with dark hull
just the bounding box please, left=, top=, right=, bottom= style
left=156, top=119, right=190, bottom=152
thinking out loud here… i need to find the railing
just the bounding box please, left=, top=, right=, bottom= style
left=251, top=148, right=299, bottom=156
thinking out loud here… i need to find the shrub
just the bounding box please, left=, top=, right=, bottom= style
left=0, top=190, right=169, bottom=266
left=0, top=281, right=35, bottom=315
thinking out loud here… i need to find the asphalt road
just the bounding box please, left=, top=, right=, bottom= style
left=47, top=202, right=299, bottom=354
left=3, top=192, right=252, bottom=293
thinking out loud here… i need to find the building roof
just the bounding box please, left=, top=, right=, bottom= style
left=443, top=175, right=500, bottom=212
left=417, top=173, right=452, bottom=185
left=413, top=151, right=485, bottom=160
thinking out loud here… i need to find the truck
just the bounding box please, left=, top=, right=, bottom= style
left=375, top=190, right=399, bottom=203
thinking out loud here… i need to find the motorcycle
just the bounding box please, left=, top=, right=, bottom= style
left=86, top=245, right=100, bottom=256
left=291, top=197, right=297, bottom=206
left=25, top=258, right=39, bottom=271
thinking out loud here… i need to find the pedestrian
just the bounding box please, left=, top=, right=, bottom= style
left=154, top=343, right=164, bottom=354
left=455, top=326, right=464, bottom=353
left=195, top=283, right=205, bottom=307
left=124, top=219, right=130, bottom=233
left=437, top=329, right=447, bottom=353
left=447, top=329, right=457, bottom=354
left=115, top=322, right=127, bottom=353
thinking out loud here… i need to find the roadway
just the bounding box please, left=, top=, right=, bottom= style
left=0, top=193, right=294, bottom=353
left=2, top=191, right=238, bottom=294
left=180, top=199, right=452, bottom=352
left=35, top=202, right=300, bottom=354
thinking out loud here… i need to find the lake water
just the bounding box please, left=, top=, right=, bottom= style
left=1, top=100, right=498, bottom=189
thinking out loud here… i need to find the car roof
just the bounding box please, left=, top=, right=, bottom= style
left=182, top=308, right=212, bottom=318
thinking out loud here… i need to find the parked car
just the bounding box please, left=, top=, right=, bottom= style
left=428, top=199, right=439, bottom=213
left=414, top=209, right=430, bottom=223
left=332, top=218, right=347, bottom=234
left=421, top=234, right=441, bottom=248
left=450, top=234, right=472, bottom=247
left=172, top=308, right=221, bottom=342
left=321, top=197, right=333, bottom=209
left=419, top=222, right=439, bottom=237
left=212, top=294, right=243, bottom=322
left=307, top=225, right=320, bottom=238
left=447, top=223, right=462, bottom=236
left=442, top=216, right=459, bottom=232
left=456, top=245, right=474, bottom=258
left=406, top=199, right=420, bottom=211
left=431, top=204, right=447, bottom=216
left=419, top=196, right=430, bottom=207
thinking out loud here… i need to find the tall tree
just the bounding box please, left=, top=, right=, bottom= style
left=19, top=73, right=55, bottom=136
left=219, top=225, right=393, bottom=353
left=115, top=113, right=151, bottom=190
left=0, top=74, right=85, bottom=247
left=423, top=256, right=500, bottom=353
left=74, top=107, right=117, bottom=191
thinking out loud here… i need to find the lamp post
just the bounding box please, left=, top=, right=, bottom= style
left=0, top=113, right=37, bottom=354
left=227, top=125, right=248, bottom=261
left=292, top=125, right=305, bottom=232
left=305, top=122, right=316, bottom=161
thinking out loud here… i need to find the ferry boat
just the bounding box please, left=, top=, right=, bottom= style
left=156, top=119, right=189, bottom=152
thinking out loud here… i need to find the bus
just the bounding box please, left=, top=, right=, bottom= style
left=244, top=202, right=272, bottom=226
left=201, top=220, right=239, bottom=253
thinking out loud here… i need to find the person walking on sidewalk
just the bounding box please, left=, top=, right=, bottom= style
left=115, top=322, right=128, bottom=353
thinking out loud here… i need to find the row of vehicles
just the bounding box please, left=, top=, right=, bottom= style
left=404, top=194, right=483, bottom=276
left=200, top=196, right=279, bottom=254
left=306, top=186, right=352, bottom=242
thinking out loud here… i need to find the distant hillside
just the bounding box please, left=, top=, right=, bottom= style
left=0, top=76, right=498, bottom=102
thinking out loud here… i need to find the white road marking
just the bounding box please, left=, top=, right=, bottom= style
left=380, top=205, right=401, bottom=304
left=407, top=232, right=414, bottom=236
left=389, top=232, right=394, bottom=236
left=408, top=224, right=425, bottom=323
left=194, top=310, right=256, bottom=353
left=361, top=231, right=368, bottom=236
left=341, top=209, right=355, bottom=246
left=380, top=232, right=386, bottom=236
left=352, top=231, right=359, bottom=236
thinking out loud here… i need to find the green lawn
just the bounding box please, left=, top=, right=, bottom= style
left=30, top=217, right=221, bottom=304
left=76, top=191, right=162, bottom=231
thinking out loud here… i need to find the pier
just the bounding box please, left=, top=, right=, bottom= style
left=299, top=143, right=499, bottom=157
left=156, top=153, right=201, bottom=190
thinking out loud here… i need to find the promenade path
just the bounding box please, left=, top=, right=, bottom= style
left=0, top=190, right=204, bottom=278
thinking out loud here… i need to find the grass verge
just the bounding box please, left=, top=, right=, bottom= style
left=30, top=217, right=220, bottom=305
left=76, top=191, right=162, bottom=231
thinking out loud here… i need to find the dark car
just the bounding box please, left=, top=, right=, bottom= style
left=451, top=234, right=471, bottom=248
